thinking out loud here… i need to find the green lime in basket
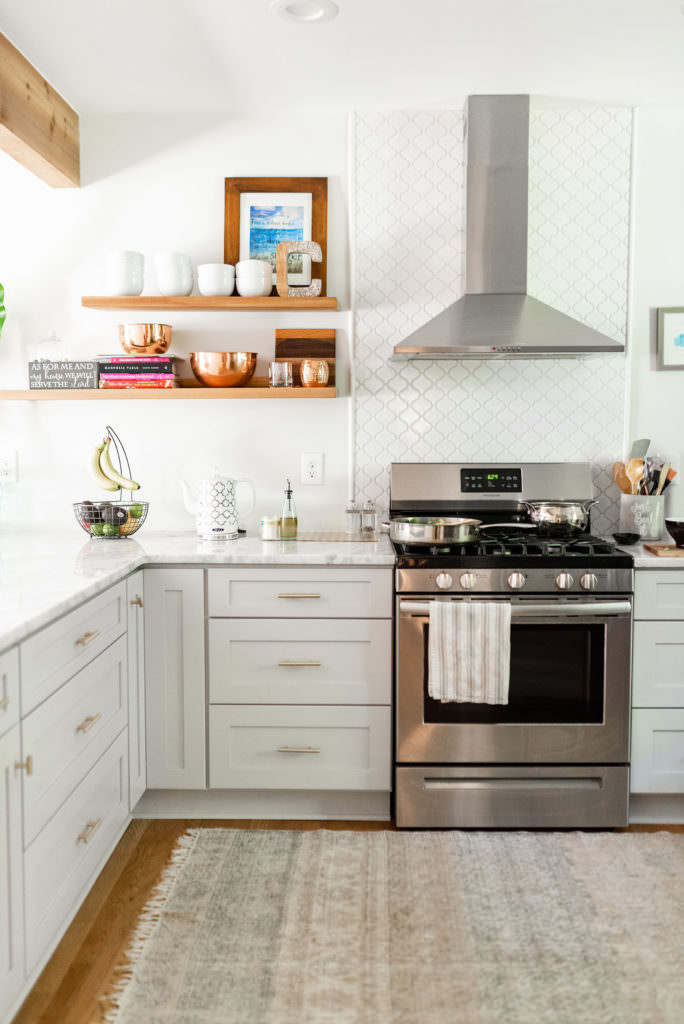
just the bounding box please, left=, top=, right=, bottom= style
left=90, top=523, right=105, bottom=536
left=102, top=523, right=119, bottom=537
left=129, top=503, right=144, bottom=519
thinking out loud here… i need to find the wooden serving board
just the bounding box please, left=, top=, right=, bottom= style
left=643, top=544, right=684, bottom=557
left=263, top=532, right=378, bottom=543
left=275, top=329, right=336, bottom=385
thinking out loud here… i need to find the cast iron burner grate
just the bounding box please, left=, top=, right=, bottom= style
left=396, top=532, right=617, bottom=559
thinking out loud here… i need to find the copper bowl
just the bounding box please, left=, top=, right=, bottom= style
left=118, top=323, right=171, bottom=355
left=190, top=351, right=257, bottom=388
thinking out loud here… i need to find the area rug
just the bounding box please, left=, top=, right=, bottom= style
left=104, top=829, right=684, bottom=1024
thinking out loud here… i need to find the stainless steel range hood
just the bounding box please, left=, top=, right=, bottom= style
left=393, top=95, right=625, bottom=360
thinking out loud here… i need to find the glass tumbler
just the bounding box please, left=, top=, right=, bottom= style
left=268, top=361, right=293, bottom=387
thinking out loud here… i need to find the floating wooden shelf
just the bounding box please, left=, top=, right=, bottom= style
left=81, top=295, right=338, bottom=311
left=0, top=379, right=336, bottom=401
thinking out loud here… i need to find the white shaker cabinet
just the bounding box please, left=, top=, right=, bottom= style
left=631, top=569, right=684, bottom=795
left=0, top=724, right=24, bottom=1024
left=127, top=571, right=146, bottom=809
left=144, top=569, right=206, bottom=789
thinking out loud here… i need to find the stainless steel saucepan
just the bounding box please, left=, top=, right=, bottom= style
left=521, top=499, right=598, bottom=537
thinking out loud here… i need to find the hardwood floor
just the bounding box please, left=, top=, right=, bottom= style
left=13, top=817, right=683, bottom=1024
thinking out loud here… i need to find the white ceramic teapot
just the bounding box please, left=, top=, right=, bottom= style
left=181, top=468, right=255, bottom=540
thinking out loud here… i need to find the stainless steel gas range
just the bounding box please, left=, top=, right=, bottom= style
left=390, top=462, right=634, bottom=829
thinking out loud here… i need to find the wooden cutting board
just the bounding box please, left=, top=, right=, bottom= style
left=643, top=544, right=684, bottom=557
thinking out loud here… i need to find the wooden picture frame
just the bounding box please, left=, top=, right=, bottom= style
left=657, top=307, right=684, bottom=370
left=224, top=177, right=328, bottom=296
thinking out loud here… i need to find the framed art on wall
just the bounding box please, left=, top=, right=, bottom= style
left=224, top=177, right=328, bottom=295
left=657, top=307, right=684, bottom=369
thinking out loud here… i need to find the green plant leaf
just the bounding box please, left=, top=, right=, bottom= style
left=0, top=283, right=5, bottom=339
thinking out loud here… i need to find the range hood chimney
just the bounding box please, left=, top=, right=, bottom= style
left=393, top=95, right=625, bottom=359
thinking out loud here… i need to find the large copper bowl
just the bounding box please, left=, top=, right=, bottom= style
left=118, top=323, right=171, bottom=355
left=190, top=352, right=257, bottom=388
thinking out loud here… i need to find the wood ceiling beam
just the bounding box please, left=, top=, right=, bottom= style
left=0, top=32, right=79, bottom=187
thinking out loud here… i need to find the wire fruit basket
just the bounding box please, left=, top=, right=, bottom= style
left=74, top=500, right=149, bottom=538
left=74, top=425, right=149, bottom=539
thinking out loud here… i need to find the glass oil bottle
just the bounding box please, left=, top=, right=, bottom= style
left=280, top=479, right=298, bottom=539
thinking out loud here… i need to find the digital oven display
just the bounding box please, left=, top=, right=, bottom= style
left=461, top=468, right=522, bottom=493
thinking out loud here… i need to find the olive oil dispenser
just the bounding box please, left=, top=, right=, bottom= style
left=280, top=478, right=298, bottom=539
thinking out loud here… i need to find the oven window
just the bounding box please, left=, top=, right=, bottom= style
left=422, top=623, right=605, bottom=724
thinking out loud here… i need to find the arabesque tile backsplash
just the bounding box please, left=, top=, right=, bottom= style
left=352, top=103, right=632, bottom=535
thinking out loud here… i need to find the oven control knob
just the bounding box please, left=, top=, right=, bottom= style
left=556, top=572, right=574, bottom=591
left=507, top=572, right=526, bottom=590
left=459, top=572, right=476, bottom=590
left=580, top=573, right=598, bottom=591
left=435, top=572, right=454, bottom=590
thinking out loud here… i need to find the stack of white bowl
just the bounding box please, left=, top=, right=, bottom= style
left=106, top=250, right=144, bottom=296
left=235, top=260, right=273, bottom=297
left=154, top=252, right=193, bottom=296
left=197, top=264, right=235, bottom=296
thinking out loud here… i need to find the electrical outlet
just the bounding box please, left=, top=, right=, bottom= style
left=0, top=450, right=17, bottom=484
left=301, top=452, right=324, bottom=485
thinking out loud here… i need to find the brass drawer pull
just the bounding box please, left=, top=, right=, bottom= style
left=77, top=818, right=102, bottom=844
left=130, top=596, right=143, bottom=608
left=15, top=756, right=33, bottom=776
left=278, top=660, right=322, bottom=668
left=0, top=696, right=9, bottom=711
left=75, top=630, right=100, bottom=647
left=277, top=593, right=321, bottom=599
left=76, top=712, right=102, bottom=734
left=277, top=746, right=321, bottom=754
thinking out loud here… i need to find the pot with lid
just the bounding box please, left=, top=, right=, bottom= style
left=521, top=499, right=597, bottom=537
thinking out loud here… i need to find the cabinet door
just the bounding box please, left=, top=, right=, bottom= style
left=633, top=620, right=684, bottom=707
left=631, top=709, right=684, bottom=793
left=127, top=571, right=146, bottom=809
left=0, top=646, right=20, bottom=740
left=634, top=570, right=684, bottom=620
left=144, top=569, right=206, bottom=789
left=0, top=726, right=25, bottom=1023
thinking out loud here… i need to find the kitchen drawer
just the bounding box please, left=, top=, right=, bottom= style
left=24, top=731, right=129, bottom=974
left=631, top=709, right=684, bottom=793
left=209, top=705, right=391, bottom=791
left=633, top=621, right=684, bottom=707
left=209, top=619, right=391, bottom=705
left=22, top=636, right=127, bottom=848
left=20, top=581, right=126, bottom=714
left=634, top=570, right=684, bottom=620
left=0, top=646, right=19, bottom=739
left=207, top=567, right=392, bottom=619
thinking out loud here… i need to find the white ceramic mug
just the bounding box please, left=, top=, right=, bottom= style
left=235, top=259, right=272, bottom=297
left=154, top=251, right=193, bottom=296
left=197, top=263, right=235, bottom=297
left=106, top=250, right=144, bottom=296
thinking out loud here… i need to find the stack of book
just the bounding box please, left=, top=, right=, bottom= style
left=97, top=355, right=178, bottom=389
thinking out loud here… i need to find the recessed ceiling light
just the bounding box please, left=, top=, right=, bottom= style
left=269, top=0, right=339, bottom=23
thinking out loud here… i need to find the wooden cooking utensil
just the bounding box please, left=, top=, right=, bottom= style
left=625, top=458, right=644, bottom=495
left=612, top=462, right=631, bottom=494
left=656, top=462, right=671, bottom=495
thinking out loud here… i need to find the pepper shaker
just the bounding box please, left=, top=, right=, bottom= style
left=361, top=501, right=377, bottom=533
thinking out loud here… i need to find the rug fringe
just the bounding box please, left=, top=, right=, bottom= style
left=98, top=828, right=200, bottom=1024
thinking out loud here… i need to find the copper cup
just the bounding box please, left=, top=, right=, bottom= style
left=190, top=352, right=257, bottom=388
left=118, top=323, right=171, bottom=354
left=300, top=358, right=329, bottom=387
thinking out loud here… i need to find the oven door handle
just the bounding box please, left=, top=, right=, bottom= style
left=399, top=600, right=631, bottom=618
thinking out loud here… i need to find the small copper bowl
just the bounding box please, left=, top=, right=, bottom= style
left=118, top=323, right=171, bottom=355
left=190, top=351, right=257, bottom=388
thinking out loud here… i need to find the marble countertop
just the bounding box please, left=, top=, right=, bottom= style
left=628, top=539, right=684, bottom=567
left=0, top=529, right=395, bottom=653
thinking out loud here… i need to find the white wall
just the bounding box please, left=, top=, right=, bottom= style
left=0, top=113, right=351, bottom=531
left=629, top=107, right=684, bottom=518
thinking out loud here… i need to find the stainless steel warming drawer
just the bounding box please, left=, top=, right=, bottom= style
left=395, top=765, right=630, bottom=829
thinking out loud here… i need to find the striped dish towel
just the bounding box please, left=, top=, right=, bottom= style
left=428, top=601, right=511, bottom=704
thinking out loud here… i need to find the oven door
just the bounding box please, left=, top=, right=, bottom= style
left=396, top=596, right=632, bottom=765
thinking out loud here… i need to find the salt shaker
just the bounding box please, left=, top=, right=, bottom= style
left=361, top=501, right=377, bottom=533
left=345, top=501, right=362, bottom=533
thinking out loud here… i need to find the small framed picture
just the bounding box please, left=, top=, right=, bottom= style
left=657, top=307, right=684, bottom=369
left=225, top=177, right=328, bottom=294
